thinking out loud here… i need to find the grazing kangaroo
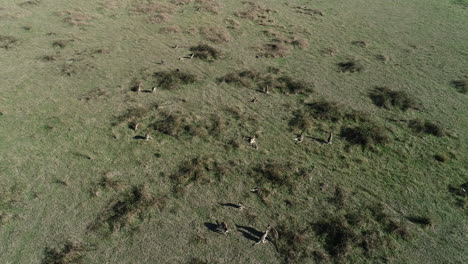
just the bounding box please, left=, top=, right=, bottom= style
left=145, top=134, right=153, bottom=141
left=254, top=225, right=278, bottom=246
left=216, top=221, right=229, bottom=235
left=294, top=133, right=304, bottom=143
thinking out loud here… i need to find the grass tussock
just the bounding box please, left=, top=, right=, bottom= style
left=289, top=100, right=369, bottom=131
left=136, top=2, right=175, bottom=14
left=90, top=185, right=162, bottom=233
left=313, top=205, right=411, bottom=260
left=171, top=157, right=227, bottom=186
left=113, top=105, right=152, bottom=126
left=0, top=35, right=20, bottom=49
left=369, top=87, right=419, bottom=111
left=260, top=42, right=290, bottom=58
left=253, top=161, right=309, bottom=191
left=58, top=11, right=93, bottom=26
left=218, top=70, right=312, bottom=94
left=235, top=2, right=275, bottom=22
left=448, top=182, right=468, bottom=198
left=41, top=241, right=93, bottom=264
left=190, top=44, right=220, bottom=61
left=195, top=0, right=222, bottom=14
left=340, top=123, right=390, bottom=148
left=200, top=26, right=232, bottom=43
left=275, top=224, right=315, bottom=263
left=152, top=112, right=226, bottom=138
left=450, top=80, right=467, bottom=94
left=408, top=119, right=445, bottom=137
left=337, top=60, right=363, bottom=73
left=19, top=0, right=42, bottom=7
left=153, top=70, right=197, bottom=89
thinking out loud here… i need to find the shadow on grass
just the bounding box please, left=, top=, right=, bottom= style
left=235, top=225, right=262, bottom=242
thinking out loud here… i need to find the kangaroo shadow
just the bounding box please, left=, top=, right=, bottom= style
left=235, top=225, right=262, bottom=242
left=219, top=202, right=241, bottom=209
left=307, top=136, right=327, bottom=144
left=204, top=222, right=219, bottom=233
left=133, top=135, right=147, bottom=140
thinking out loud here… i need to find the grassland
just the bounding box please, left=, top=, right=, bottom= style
left=0, top=0, right=467, bottom=263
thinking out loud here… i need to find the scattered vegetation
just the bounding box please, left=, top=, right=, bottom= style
left=408, top=119, right=445, bottom=137
left=450, top=80, right=467, bottom=94
left=369, top=87, right=419, bottom=111
left=337, top=60, right=363, bottom=73
left=189, top=44, right=220, bottom=61
left=153, top=70, right=197, bottom=89
left=340, top=123, right=390, bottom=148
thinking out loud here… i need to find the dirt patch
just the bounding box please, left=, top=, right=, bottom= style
left=200, top=26, right=232, bottom=43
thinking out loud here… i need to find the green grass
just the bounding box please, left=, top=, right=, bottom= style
left=0, top=0, right=467, bottom=263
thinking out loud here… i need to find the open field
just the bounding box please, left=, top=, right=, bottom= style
left=0, top=0, right=467, bottom=263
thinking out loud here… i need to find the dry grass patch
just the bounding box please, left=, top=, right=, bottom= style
left=152, top=111, right=226, bottom=138
left=235, top=2, right=276, bottom=22
left=113, top=105, right=153, bottom=126
left=252, top=161, right=309, bottom=191
left=369, top=87, right=419, bottom=111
